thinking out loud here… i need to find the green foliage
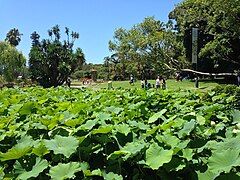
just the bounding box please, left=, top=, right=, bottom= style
left=44, top=135, right=78, bottom=158
left=146, top=143, right=173, bottom=170
left=169, top=0, right=240, bottom=72
left=104, top=172, right=123, bottom=180
left=0, top=41, right=26, bottom=82
left=29, top=25, right=85, bottom=87
left=0, top=136, right=33, bottom=161
left=5, top=28, right=22, bottom=47
left=15, top=158, right=48, bottom=180
left=0, top=86, right=239, bottom=179
left=208, top=149, right=240, bottom=174
left=148, top=108, right=167, bottom=123
left=49, top=162, right=82, bottom=180
left=108, top=17, right=187, bottom=79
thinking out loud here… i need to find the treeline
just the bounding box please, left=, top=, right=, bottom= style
left=104, top=0, right=240, bottom=80
left=0, top=26, right=86, bottom=87
left=1, top=0, right=240, bottom=86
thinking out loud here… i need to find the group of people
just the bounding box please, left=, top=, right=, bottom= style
left=155, top=75, right=166, bottom=89
left=139, top=75, right=166, bottom=90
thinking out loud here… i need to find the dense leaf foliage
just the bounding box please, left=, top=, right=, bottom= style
left=108, top=17, right=186, bottom=79
left=0, top=41, right=26, bottom=82
left=169, top=0, right=240, bottom=72
left=29, top=25, right=85, bottom=87
left=5, top=28, right=22, bottom=47
left=0, top=86, right=239, bottom=179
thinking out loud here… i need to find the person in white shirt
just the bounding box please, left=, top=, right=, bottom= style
left=156, top=75, right=161, bottom=89
left=141, top=79, right=144, bottom=88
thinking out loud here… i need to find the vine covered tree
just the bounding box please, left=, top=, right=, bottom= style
left=5, top=28, right=22, bottom=47
left=29, top=25, right=85, bottom=87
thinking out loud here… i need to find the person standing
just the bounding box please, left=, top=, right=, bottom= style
left=162, top=77, right=166, bottom=89
left=194, top=74, right=199, bottom=88
left=144, top=79, right=148, bottom=89
left=141, top=79, right=144, bottom=88
left=129, top=74, right=134, bottom=85
left=237, top=71, right=240, bottom=87
left=156, top=76, right=161, bottom=89
left=66, top=77, right=71, bottom=87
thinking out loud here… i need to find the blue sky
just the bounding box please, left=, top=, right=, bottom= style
left=0, top=0, right=182, bottom=64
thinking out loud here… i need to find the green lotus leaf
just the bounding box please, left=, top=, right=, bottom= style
left=105, top=106, right=123, bottom=115
left=92, top=125, right=113, bottom=134
left=148, top=109, right=167, bottom=123
left=211, top=136, right=240, bottom=151
left=198, top=170, right=219, bottom=180
left=182, top=149, right=193, bottom=161
left=8, top=104, right=23, bottom=115
left=86, top=169, right=102, bottom=177
left=208, top=91, right=215, bottom=97
left=178, top=120, right=196, bottom=138
left=146, top=125, right=160, bottom=135
left=196, top=115, right=206, bottom=125
left=32, top=141, right=50, bottom=157
left=128, top=120, right=150, bottom=130
left=97, top=112, right=112, bottom=121
left=175, top=139, right=190, bottom=152
left=208, top=149, right=240, bottom=173
left=232, top=110, right=240, bottom=123
left=216, top=113, right=229, bottom=122
left=163, top=156, right=185, bottom=172
left=61, top=111, right=76, bottom=122
left=137, top=122, right=150, bottom=130
left=0, top=136, right=34, bottom=161
left=80, top=119, right=98, bottom=130
left=215, top=173, right=240, bottom=180
left=15, top=158, right=48, bottom=180
left=79, top=161, right=89, bottom=171
left=19, top=102, right=35, bottom=115
left=44, top=135, right=78, bottom=158
left=0, top=166, right=4, bottom=179
left=146, top=142, right=173, bottom=170
left=49, top=162, right=82, bottom=180
left=156, top=134, right=180, bottom=148
left=108, top=141, right=145, bottom=160
left=115, top=124, right=131, bottom=136
left=104, top=172, right=123, bottom=180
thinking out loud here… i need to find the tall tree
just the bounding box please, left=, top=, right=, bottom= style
left=5, top=28, right=22, bottom=47
left=169, top=0, right=240, bottom=72
left=29, top=25, right=85, bottom=87
left=109, top=17, right=186, bottom=79
left=0, top=41, right=26, bottom=81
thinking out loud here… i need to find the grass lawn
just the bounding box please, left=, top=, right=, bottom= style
left=71, top=79, right=220, bottom=91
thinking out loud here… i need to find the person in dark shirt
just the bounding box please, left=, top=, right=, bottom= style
left=66, top=77, right=71, bottom=87
left=237, top=71, right=240, bottom=87
left=162, top=77, right=166, bottom=89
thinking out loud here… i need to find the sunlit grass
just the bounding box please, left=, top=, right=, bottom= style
left=72, top=79, right=219, bottom=91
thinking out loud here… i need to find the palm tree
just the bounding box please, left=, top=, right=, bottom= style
left=5, top=28, right=22, bottom=46
left=65, top=27, right=70, bottom=42
left=52, top=25, right=60, bottom=40
left=30, top=31, right=40, bottom=46
left=48, top=29, right=53, bottom=40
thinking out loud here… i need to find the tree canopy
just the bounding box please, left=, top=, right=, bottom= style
left=108, top=17, right=186, bottom=79
left=29, top=25, right=85, bottom=87
left=169, top=0, right=240, bottom=72
left=5, top=28, right=22, bottom=47
left=0, top=41, right=26, bottom=82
